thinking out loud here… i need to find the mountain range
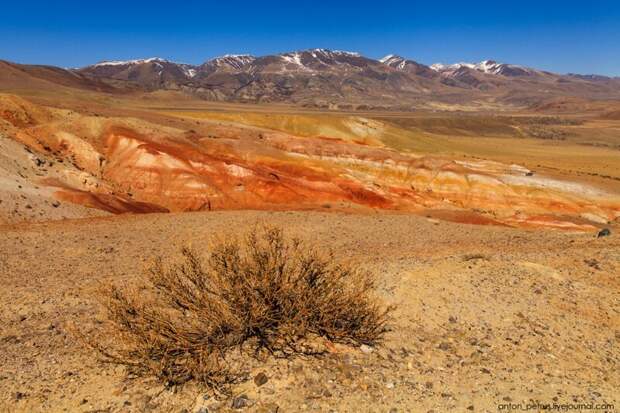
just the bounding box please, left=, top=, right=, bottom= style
left=3, top=48, right=620, bottom=109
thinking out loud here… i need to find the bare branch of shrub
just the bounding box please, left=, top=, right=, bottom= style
left=85, top=225, right=391, bottom=390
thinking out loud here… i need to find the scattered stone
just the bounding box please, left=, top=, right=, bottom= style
left=231, top=394, right=252, bottom=410
left=254, top=371, right=269, bottom=387
left=437, top=342, right=452, bottom=351
left=386, top=382, right=395, bottom=389
left=51, top=200, right=61, bottom=208
left=360, top=344, right=374, bottom=354
left=448, top=316, right=457, bottom=323
left=584, top=258, right=601, bottom=270
left=597, top=228, right=611, bottom=238
left=14, top=391, right=26, bottom=400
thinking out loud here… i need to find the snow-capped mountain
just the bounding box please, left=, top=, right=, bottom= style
left=261, top=49, right=373, bottom=73
left=430, top=60, right=539, bottom=77
left=379, top=55, right=438, bottom=78
left=72, top=49, right=620, bottom=106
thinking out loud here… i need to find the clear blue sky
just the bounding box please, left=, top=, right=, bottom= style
left=2, top=0, right=619, bottom=76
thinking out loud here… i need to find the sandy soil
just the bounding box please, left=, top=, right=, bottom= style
left=1, top=211, right=618, bottom=412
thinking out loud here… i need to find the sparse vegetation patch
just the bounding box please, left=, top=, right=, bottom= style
left=86, top=225, right=390, bottom=390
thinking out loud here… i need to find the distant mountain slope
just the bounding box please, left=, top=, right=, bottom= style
left=0, top=60, right=117, bottom=93
left=2, top=49, right=619, bottom=109
left=77, top=57, right=197, bottom=89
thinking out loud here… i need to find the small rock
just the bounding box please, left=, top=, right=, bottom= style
left=386, top=382, right=395, bottom=389
left=584, top=258, right=601, bottom=270
left=437, top=342, right=452, bottom=351
left=480, top=367, right=492, bottom=374
left=467, top=406, right=474, bottom=410
left=51, top=200, right=61, bottom=208
left=14, top=392, right=26, bottom=400
left=231, top=394, right=252, bottom=410
left=597, top=228, right=611, bottom=238
left=360, top=344, right=374, bottom=354
left=195, top=408, right=208, bottom=413
left=448, top=316, right=457, bottom=324
left=254, top=372, right=269, bottom=387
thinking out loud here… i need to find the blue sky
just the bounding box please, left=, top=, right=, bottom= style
left=2, top=0, right=619, bottom=75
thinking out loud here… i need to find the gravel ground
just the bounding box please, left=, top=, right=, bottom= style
left=0, top=211, right=618, bottom=412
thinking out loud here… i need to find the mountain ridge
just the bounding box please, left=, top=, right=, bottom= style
left=82, top=50, right=608, bottom=78
left=3, top=49, right=620, bottom=109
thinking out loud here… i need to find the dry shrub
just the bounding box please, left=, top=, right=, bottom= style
left=87, top=225, right=390, bottom=389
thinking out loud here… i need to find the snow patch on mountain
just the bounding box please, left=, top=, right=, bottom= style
left=380, top=55, right=408, bottom=70
left=207, top=54, right=256, bottom=70
left=181, top=66, right=197, bottom=78
left=92, top=57, right=170, bottom=67
left=379, top=54, right=397, bottom=63
left=274, top=49, right=364, bottom=72
left=280, top=52, right=307, bottom=69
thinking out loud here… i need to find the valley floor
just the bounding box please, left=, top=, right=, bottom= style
left=1, top=211, right=618, bottom=412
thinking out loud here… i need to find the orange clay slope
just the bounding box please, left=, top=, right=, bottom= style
left=1, top=93, right=619, bottom=230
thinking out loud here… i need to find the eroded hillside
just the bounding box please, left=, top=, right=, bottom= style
left=1, top=93, right=618, bottom=229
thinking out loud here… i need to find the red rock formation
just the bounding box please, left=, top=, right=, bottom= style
left=2, top=94, right=618, bottom=230
left=91, top=126, right=620, bottom=230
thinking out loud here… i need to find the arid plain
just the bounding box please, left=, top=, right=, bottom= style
left=1, top=58, right=619, bottom=412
